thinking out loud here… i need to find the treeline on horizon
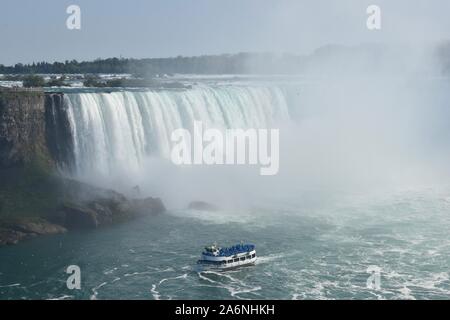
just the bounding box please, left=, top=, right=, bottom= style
left=1, top=44, right=450, bottom=76
left=0, top=53, right=299, bottom=76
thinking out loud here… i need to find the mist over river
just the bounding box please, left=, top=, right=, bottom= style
left=1, top=75, right=450, bottom=299
left=1, top=189, right=450, bottom=300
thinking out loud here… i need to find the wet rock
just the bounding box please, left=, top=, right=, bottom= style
left=60, top=194, right=166, bottom=230
left=131, top=197, right=166, bottom=216
left=0, top=228, right=27, bottom=245
left=11, top=219, right=67, bottom=235
left=61, top=203, right=100, bottom=229
left=0, top=218, right=66, bottom=246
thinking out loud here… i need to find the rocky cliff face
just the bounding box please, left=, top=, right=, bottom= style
left=0, top=89, right=52, bottom=168
left=0, top=89, right=59, bottom=222
left=0, top=89, right=75, bottom=170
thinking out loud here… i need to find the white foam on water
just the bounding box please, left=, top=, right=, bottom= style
left=198, top=270, right=261, bottom=299
left=103, top=267, right=118, bottom=275
left=403, top=272, right=450, bottom=296
left=200, top=270, right=248, bottom=287
left=0, top=283, right=20, bottom=288
left=150, top=284, right=161, bottom=300
left=158, top=273, right=188, bottom=286
left=255, top=253, right=287, bottom=265
left=230, top=286, right=262, bottom=299
left=291, top=293, right=302, bottom=300
left=47, top=295, right=74, bottom=300
left=90, top=281, right=108, bottom=300
left=150, top=273, right=188, bottom=300
left=398, top=286, right=415, bottom=300
left=124, top=271, right=155, bottom=277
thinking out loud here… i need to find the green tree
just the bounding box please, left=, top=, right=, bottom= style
left=22, top=75, right=45, bottom=88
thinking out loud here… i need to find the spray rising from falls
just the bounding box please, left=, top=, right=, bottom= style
left=64, top=85, right=290, bottom=178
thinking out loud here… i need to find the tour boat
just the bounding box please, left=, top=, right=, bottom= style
left=197, top=243, right=257, bottom=270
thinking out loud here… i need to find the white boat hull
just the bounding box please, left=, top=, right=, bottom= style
left=197, top=249, right=257, bottom=270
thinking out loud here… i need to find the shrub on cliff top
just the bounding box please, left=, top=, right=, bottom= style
left=22, top=75, right=46, bottom=88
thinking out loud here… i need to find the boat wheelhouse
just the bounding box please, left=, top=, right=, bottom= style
left=197, top=243, right=257, bottom=270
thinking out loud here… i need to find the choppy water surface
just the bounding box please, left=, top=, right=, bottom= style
left=1, top=189, right=450, bottom=300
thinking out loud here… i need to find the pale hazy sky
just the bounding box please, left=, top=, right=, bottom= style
left=0, top=0, right=449, bottom=65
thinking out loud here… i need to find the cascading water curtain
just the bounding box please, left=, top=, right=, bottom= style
left=65, top=85, right=290, bottom=177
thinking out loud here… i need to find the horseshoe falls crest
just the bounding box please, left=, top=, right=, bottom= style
left=64, top=85, right=290, bottom=179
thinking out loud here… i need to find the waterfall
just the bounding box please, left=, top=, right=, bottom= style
left=64, top=85, right=290, bottom=177
left=45, top=93, right=74, bottom=170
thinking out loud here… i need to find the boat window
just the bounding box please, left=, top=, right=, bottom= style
left=227, top=260, right=233, bottom=263
left=233, top=258, right=239, bottom=262
left=240, top=257, right=245, bottom=261
left=251, top=254, right=255, bottom=258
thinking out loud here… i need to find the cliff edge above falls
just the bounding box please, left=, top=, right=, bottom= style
left=0, top=88, right=50, bottom=168
left=0, top=88, right=166, bottom=246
